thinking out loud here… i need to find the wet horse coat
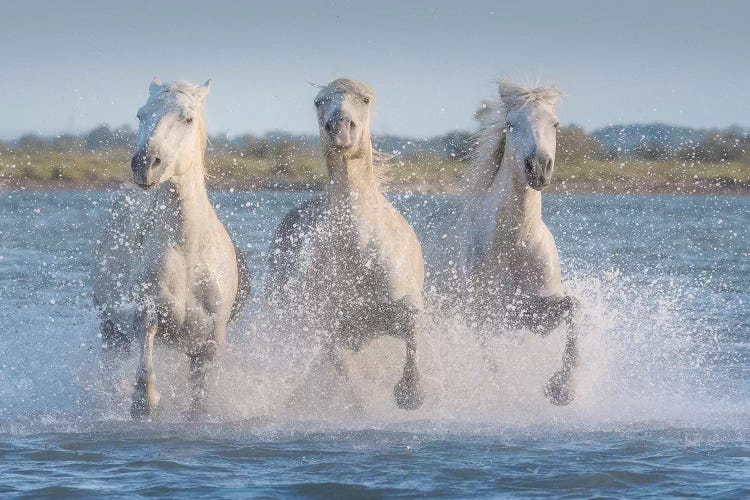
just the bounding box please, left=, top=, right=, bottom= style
left=458, top=81, right=579, bottom=405
left=92, top=79, right=250, bottom=418
left=268, top=79, right=425, bottom=410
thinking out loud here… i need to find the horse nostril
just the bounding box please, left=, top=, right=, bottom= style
left=153, top=157, right=161, bottom=166
left=349, top=120, right=356, bottom=129
left=325, top=122, right=332, bottom=132
left=525, top=157, right=534, bottom=174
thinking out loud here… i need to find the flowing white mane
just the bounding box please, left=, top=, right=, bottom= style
left=464, top=81, right=561, bottom=193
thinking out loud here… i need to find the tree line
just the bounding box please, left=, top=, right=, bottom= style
left=2, top=122, right=748, bottom=166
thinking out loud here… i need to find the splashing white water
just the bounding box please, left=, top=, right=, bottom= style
left=68, top=269, right=744, bottom=433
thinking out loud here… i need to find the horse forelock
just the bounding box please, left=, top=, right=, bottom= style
left=147, top=80, right=209, bottom=177
left=497, top=80, right=561, bottom=109
left=315, top=78, right=375, bottom=103
left=159, top=81, right=207, bottom=114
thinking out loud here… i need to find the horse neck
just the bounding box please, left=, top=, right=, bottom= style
left=325, top=133, right=381, bottom=211
left=491, top=152, right=543, bottom=236
left=152, top=148, right=214, bottom=245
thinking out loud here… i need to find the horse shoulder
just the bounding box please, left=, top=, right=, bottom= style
left=200, top=214, right=239, bottom=272
left=523, top=221, right=562, bottom=296
left=169, top=212, right=239, bottom=321
left=371, top=201, right=425, bottom=303
left=200, top=211, right=250, bottom=323
left=267, top=195, right=326, bottom=291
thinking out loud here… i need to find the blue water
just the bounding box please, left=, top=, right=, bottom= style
left=1, top=190, right=749, bottom=497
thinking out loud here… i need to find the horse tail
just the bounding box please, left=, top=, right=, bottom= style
left=229, top=246, right=251, bottom=324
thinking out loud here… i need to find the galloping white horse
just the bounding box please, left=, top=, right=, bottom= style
left=458, top=80, right=579, bottom=406
left=92, top=79, right=250, bottom=419
left=268, top=78, right=425, bottom=410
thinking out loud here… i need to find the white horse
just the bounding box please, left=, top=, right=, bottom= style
left=457, top=80, right=579, bottom=406
left=268, top=78, right=425, bottom=410
left=92, top=79, right=250, bottom=419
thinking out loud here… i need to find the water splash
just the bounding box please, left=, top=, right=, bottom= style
left=1, top=192, right=747, bottom=438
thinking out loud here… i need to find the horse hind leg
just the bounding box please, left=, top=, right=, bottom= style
left=543, top=295, right=580, bottom=406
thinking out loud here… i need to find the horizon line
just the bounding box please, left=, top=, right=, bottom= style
left=2, top=121, right=749, bottom=143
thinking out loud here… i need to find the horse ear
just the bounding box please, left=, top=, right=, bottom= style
left=149, top=78, right=162, bottom=95
left=197, top=79, right=211, bottom=99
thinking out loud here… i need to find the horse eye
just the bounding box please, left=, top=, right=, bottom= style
left=363, top=96, right=370, bottom=104
left=554, top=121, right=560, bottom=129
left=185, top=117, right=193, bottom=124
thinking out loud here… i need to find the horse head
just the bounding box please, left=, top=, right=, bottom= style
left=498, top=81, right=561, bottom=190
left=131, top=78, right=210, bottom=189
left=314, top=78, right=374, bottom=160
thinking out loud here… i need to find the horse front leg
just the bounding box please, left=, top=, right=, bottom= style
left=327, top=337, right=367, bottom=413
left=394, top=335, right=425, bottom=410
left=100, top=317, right=131, bottom=359
left=543, top=295, right=580, bottom=406
left=391, top=301, right=425, bottom=410
left=187, top=341, right=217, bottom=420
left=131, top=306, right=160, bottom=419
left=187, top=320, right=226, bottom=420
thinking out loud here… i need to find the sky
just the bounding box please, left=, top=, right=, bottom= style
left=1, top=0, right=748, bottom=139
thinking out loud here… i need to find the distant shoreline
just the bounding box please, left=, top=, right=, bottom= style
left=2, top=177, right=748, bottom=196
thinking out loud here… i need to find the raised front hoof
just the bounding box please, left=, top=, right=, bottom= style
left=394, top=377, right=425, bottom=411
left=130, top=389, right=161, bottom=420
left=544, top=372, right=575, bottom=406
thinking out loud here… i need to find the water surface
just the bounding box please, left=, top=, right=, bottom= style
left=0, top=190, right=748, bottom=497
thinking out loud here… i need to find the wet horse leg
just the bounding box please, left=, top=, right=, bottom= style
left=101, top=317, right=131, bottom=358
left=187, top=322, right=226, bottom=420
left=388, top=300, right=425, bottom=410
left=394, top=335, right=425, bottom=410
left=99, top=317, right=131, bottom=393
left=326, top=334, right=366, bottom=413
left=539, top=295, right=580, bottom=406
left=187, top=342, right=216, bottom=420
left=131, top=306, right=160, bottom=419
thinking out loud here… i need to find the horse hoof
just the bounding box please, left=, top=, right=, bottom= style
left=544, top=373, right=574, bottom=406
left=394, top=379, right=425, bottom=410
left=130, top=389, right=161, bottom=420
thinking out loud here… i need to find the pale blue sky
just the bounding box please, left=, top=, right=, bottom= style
left=1, top=0, right=747, bottom=138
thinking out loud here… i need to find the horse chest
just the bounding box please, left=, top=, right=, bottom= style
left=138, top=241, right=215, bottom=324
left=479, top=226, right=562, bottom=298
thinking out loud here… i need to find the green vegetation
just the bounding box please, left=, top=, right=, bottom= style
left=1, top=124, right=748, bottom=194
